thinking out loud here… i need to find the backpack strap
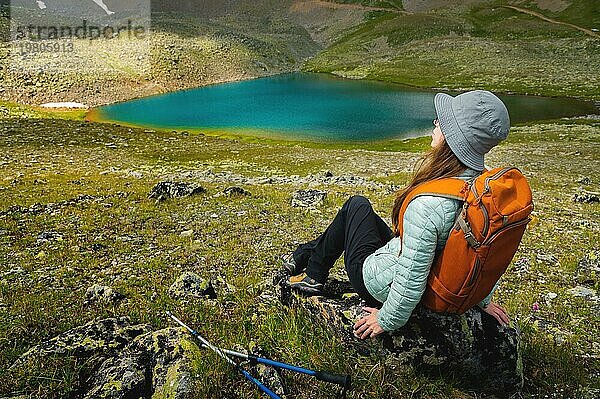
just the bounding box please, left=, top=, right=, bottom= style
left=396, top=178, right=470, bottom=237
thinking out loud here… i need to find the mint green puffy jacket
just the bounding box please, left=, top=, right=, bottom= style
left=362, top=169, right=497, bottom=332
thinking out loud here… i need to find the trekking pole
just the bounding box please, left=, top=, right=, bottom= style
left=166, top=311, right=281, bottom=399
left=166, top=311, right=351, bottom=391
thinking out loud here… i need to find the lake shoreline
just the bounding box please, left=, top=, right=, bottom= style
left=86, top=72, right=599, bottom=145
left=3, top=66, right=598, bottom=112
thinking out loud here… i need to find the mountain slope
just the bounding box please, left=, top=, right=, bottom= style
left=303, top=0, right=600, bottom=99
left=0, top=0, right=598, bottom=105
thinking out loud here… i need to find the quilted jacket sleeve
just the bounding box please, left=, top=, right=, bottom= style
left=376, top=197, right=447, bottom=332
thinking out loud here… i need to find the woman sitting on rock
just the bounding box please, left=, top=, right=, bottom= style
left=285, top=90, right=511, bottom=339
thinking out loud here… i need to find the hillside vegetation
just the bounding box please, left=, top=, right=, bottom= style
left=304, top=0, right=600, bottom=99
left=0, top=2, right=322, bottom=107
left=1, top=1, right=599, bottom=106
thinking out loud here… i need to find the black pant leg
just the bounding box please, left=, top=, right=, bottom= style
left=342, top=196, right=393, bottom=307
left=342, top=196, right=393, bottom=267
left=292, top=234, right=321, bottom=270
left=301, top=203, right=349, bottom=282
left=299, top=195, right=392, bottom=307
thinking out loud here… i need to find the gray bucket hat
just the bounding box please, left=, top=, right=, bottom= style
left=434, top=90, right=510, bottom=171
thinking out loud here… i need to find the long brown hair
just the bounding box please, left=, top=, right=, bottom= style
left=391, top=141, right=466, bottom=236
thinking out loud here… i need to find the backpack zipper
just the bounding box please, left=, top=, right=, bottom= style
left=469, top=183, right=490, bottom=238
left=482, top=217, right=530, bottom=245
left=468, top=258, right=480, bottom=286
left=484, top=167, right=514, bottom=193
left=477, top=167, right=514, bottom=238
left=480, top=203, right=489, bottom=238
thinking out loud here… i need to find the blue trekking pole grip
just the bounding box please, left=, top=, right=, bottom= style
left=247, top=355, right=351, bottom=390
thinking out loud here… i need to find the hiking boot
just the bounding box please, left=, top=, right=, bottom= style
left=289, top=273, right=323, bottom=295
left=282, top=253, right=305, bottom=276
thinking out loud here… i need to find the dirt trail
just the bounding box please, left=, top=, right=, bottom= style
left=504, top=5, right=599, bottom=38
left=290, top=0, right=407, bottom=14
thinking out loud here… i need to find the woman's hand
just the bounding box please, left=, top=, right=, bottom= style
left=481, top=301, right=510, bottom=326
left=353, top=307, right=384, bottom=339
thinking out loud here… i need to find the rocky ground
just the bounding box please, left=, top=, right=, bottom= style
left=0, top=106, right=598, bottom=397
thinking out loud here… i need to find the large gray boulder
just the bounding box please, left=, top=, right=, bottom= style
left=274, top=271, right=524, bottom=394
left=83, top=327, right=196, bottom=399
left=84, top=284, right=126, bottom=305
left=291, top=189, right=327, bottom=208
left=169, top=271, right=217, bottom=300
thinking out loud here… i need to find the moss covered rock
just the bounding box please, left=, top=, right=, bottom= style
left=11, top=319, right=195, bottom=399
left=276, top=273, right=524, bottom=394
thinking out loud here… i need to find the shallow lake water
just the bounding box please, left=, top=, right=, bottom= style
left=91, top=72, right=597, bottom=142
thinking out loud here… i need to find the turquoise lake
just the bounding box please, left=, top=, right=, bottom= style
left=92, top=73, right=597, bottom=142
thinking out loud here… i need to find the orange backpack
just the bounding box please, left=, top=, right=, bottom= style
left=397, top=167, right=533, bottom=314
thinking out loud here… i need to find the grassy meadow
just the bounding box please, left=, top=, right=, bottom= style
left=0, top=101, right=598, bottom=398
left=1, top=1, right=599, bottom=397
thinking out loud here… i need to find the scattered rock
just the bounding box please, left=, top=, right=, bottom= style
left=0, top=194, right=100, bottom=217
left=84, top=327, right=195, bottom=399
left=36, top=231, right=63, bottom=244
left=223, top=186, right=251, bottom=196
left=578, top=251, right=600, bottom=272
left=529, top=315, right=573, bottom=345
left=180, top=229, right=194, bottom=238
left=2, top=267, right=26, bottom=278
left=291, top=189, right=327, bottom=208
left=567, top=286, right=596, bottom=298
left=84, top=356, right=149, bottom=399
left=148, top=181, right=206, bottom=202
left=545, top=292, right=558, bottom=302
left=536, top=253, right=558, bottom=264
left=11, top=317, right=151, bottom=368
left=256, top=177, right=273, bottom=184
left=169, top=169, right=400, bottom=193
left=576, top=176, right=591, bottom=185
left=274, top=273, right=523, bottom=393
left=242, top=343, right=287, bottom=398
left=576, top=251, right=599, bottom=287
left=530, top=315, right=554, bottom=332
left=169, top=271, right=217, bottom=299
left=255, top=362, right=286, bottom=398
left=90, top=243, right=107, bottom=252
left=573, top=189, right=600, bottom=204
left=84, top=284, right=125, bottom=305
left=514, top=257, right=530, bottom=274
